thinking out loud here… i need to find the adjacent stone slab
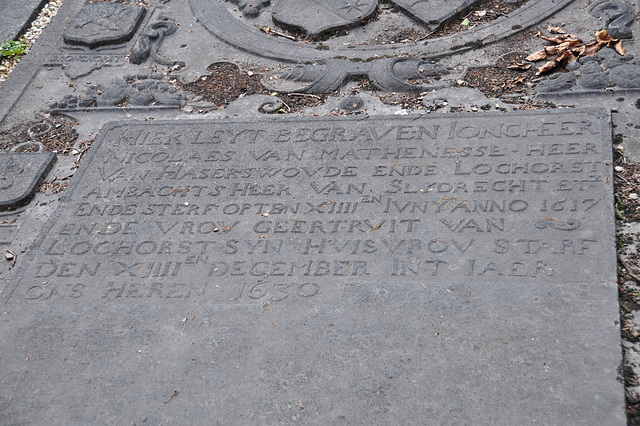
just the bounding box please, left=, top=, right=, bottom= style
left=0, top=0, right=47, bottom=41
left=0, top=111, right=624, bottom=424
left=0, top=152, right=56, bottom=208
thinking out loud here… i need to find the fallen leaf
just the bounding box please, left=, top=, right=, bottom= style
left=537, top=33, right=579, bottom=44
left=537, top=59, right=558, bottom=75
left=578, top=41, right=602, bottom=57
left=513, top=75, right=526, bottom=84
left=612, top=40, right=625, bottom=56
left=595, top=30, right=614, bottom=44
left=507, top=62, right=532, bottom=70
left=526, top=49, right=547, bottom=61
left=544, top=45, right=560, bottom=55
left=461, top=18, right=470, bottom=26
left=556, top=49, right=577, bottom=64
left=548, top=26, right=565, bottom=34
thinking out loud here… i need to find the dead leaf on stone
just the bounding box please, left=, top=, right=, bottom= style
left=537, top=60, right=558, bottom=74
left=507, top=62, right=532, bottom=70
left=557, top=49, right=577, bottom=64
left=548, top=26, right=565, bottom=34
left=557, top=40, right=581, bottom=50
left=612, top=40, right=625, bottom=55
left=537, top=33, right=579, bottom=44
left=526, top=49, right=547, bottom=61
left=544, top=45, right=560, bottom=55
left=594, top=30, right=625, bottom=55
left=580, top=42, right=602, bottom=57
left=595, top=30, right=614, bottom=44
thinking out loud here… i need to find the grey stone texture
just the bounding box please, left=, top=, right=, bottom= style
left=0, top=0, right=47, bottom=41
left=0, top=111, right=625, bottom=424
left=0, top=152, right=55, bottom=207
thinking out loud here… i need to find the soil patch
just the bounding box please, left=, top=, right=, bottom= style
left=0, top=114, right=78, bottom=154
left=182, top=62, right=327, bottom=113
left=428, top=0, right=529, bottom=39
left=462, top=51, right=537, bottom=98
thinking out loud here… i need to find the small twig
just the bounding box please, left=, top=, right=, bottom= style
left=258, top=26, right=297, bottom=41
left=285, top=93, right=322, bottom=100
left=163, top=390, right=179, bottom=404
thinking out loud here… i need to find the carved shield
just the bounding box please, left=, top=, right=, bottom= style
left=63, top=3, right=146, bottom=49
left=272, top=0, right=378, bottom=36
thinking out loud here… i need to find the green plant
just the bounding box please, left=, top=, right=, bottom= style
left=1, top=40, right=28, bottom=58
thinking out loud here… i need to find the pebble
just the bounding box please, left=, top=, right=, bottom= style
left=616, top=166, right=625, bottom=172
left=630, top=193, right=639, bottom=200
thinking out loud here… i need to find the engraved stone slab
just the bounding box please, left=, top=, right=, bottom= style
left=0, top=152, right=56, bottom=208
left=63, top=3, right=146, bottom=48
left=0, top=111, right=625, bottom=424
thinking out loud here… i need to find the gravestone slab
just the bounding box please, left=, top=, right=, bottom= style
left=0, top=0, right=47, bottom=41
left=0, top=152, right=56, bottom=208
left=0, top=111, right=624, bottom=424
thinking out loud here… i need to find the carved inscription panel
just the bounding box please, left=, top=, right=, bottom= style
left=6, top=111, right=614, bottom=304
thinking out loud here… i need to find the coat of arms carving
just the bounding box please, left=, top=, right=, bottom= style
left=272, top=0, right=378, bottom=36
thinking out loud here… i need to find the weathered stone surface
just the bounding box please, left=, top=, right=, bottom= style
left=0, top=0, right=47, bottom=41
left=0, top=152, right=56, bottom=208
left=63, top=3, right=146, bottom=48
left=390, top=0, right=482, bottom=29
left=272, top=0, right=378, bottom=36
left=592, top=2, right=635, bottom=39
left=0, top=111, right=624, bottom=424
left=537, top=72, right=576, bottom=92
left=190, top=0, right=575, bottom=63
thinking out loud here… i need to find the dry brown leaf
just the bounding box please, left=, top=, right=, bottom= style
left=538, top=34, right=562, bottom=43
left=595, top=30, right=615, bottom=44
left=556, top=49, right=577, bottom=64
left=580, top=42, right=602, bottom=57
left=571, top=45, right=586, bottom=56
left=513, top=75, right=527, bottom=84
left=507, top=62, right=532, bottom=70
left=545, top=45, right=559, bottom=55
left=538, top=33, right=580, bottom=44
left=537, top=60, right=558, bottom=75
left=526, top=49, right=547, bottom=61
left=612, top=40, right=625, bottom=55
left=548, top=26, right=565, bottom=34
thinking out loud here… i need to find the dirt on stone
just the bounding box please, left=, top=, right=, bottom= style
left=462, top=51, right=537, bottom=98
left=0, top=114, right=78, bottom=154
left=182, top=62, right=266, bottom=107
left=427, top=0, right=529, bottom=39
left=182, top=62, right=327, bottom=113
